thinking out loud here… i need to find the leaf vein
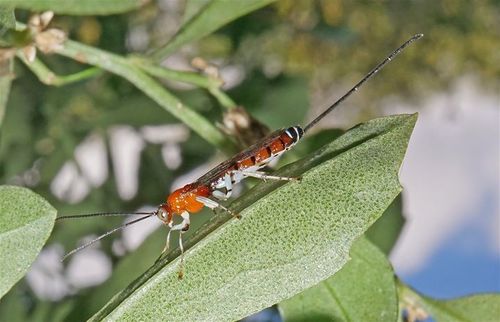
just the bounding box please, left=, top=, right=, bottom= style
left=324, top=282, right=352, bottom=322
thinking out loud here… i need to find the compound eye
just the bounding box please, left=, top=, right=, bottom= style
left=157, top=208, right=168, bottom=222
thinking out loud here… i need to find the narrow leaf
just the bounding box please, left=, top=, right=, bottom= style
left=0, top=58, right=13, bottom=128
left=182, top=0, right=211, bottom=24
left=399, top=282, right=500, bottom=322
left=151, top=0, right=276, bottom=60
left=0, top=0, right=146, bottom=15
left=92, top=114, right=417, bottom=321
left=421, top=294, right=500, bottom=322
left=279, top=237, right=398, bottom=322
left=0, top=185, right=56, bottom=298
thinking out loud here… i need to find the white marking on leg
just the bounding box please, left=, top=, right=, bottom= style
left=212, top=189, right=227, bottom=200
left=232, top=169, right=245, bottom=184
left=196, top=196, right=240, bottom=218
left=196, top=196, right=219, bottom=209
left=162, top=212, right=190, bottom=254
left=163, top=226, right=172, bottom=254
left=178, top=230, right=184, bottom=264
left=224, top=173, right=233, bottom=198
left=236, top=170, right=298, bottom=182
left=212, top=173, right=233, bottom=200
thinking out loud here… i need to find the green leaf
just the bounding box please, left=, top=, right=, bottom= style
left=56, top=40, right=236, bottom=154
left=255, top=77, right=309, bottom=129
left=0, top=0, right=146, bottom=15
left=91, top=114, right=417, bottom=321
left=181, top=0, right=211, bottom=24
left=0, top=58, right=13, bottom=128
left=0, top=7, right=15, bottom=32
left=151, top=0, right=276, bottom=60
left=366, top=193, right=405, bottom=255
left=0, top=286, right=28, bottom=321
left=399, top=282, right=500, bottom=322
left=422, top=294, right=500, bottom=322
left=278, top=237, right=398, bottom=322
left=0, top=185, right=56, bottom=298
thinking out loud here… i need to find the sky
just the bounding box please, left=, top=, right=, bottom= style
left=391, top=77, right=500, bottom=298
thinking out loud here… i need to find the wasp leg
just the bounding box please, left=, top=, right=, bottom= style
left=177, top=228, right=189, bottom=280
left=161, top=212, right=190, bottom=254
left=162, top=224, right=172, bottom=254
left=212, top=190, right=228, bottom=200
left=236, top=170, right=300, bottom=182
left=159, top=212, right=190, bottom=279
left=196, top=195, right=241, bottom=219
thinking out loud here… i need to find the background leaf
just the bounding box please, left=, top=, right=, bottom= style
left=0, top=6, right=14, bottom=31
left=181, top=0, right=211, bottom=24
left=400, top=282, right=500, bottom=322
left=0, top=185, right=56, bottom=298
left=151, top=0, right=276, bottom=60
left=0, top=58, right=13, bottom=128
left=279, top=237, right=398, bottom=322
left=92, top=114, right=417, bottom=321
left=420, top=294, right=500, bottom=322
left=0, top=0, right=146, bottom=15
left=0, top=6, right=14, bottom=127
left=366, top=193, right=405, bottom=255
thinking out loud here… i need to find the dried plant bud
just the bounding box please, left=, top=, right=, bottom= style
left=402, top=295, right=429, bottom=322
left=220, top=107, right=270, bottom=148
left=28, top=14, right=41, bottom=31
left=18, top=11, right=65, bottom=60
left=39, top=11, right=55, bottom=29
left=0, top=48, right=16, bottom=63
left=204, top=65, right=219, bottom=79
left=36, top=28, right=66, bottom=53
left=191, top=57, right=221, bottom=79
left=191, top=57, right=208, bottom=70
left=22, top=45, right=37, bottom=63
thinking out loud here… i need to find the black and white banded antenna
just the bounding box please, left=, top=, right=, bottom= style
left=303, top=33, right=424, bottom=133
left=56, top=211, right=157, bottom=261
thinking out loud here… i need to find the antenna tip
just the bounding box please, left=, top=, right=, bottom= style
left=415, top=33, right=424, bottom=39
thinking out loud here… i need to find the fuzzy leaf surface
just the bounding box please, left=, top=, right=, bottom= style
left=279, top=236, right=398, bottom=322
left=93, top=114, right=417, bottom=321
left=0, top=185, right=56, bottom=298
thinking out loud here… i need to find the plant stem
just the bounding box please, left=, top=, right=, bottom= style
left=130, top=57, right=237, bottom=110
left=18, top=54, right=103, bottom=86
left=129, top=56, right=213, bottom=87
left=208, top=85, right=237, bottom=110
left=53, top=39, right=236, bottom=154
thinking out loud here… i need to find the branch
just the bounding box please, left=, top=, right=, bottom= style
left=130, top=57, right=237, bottom=110
left=52, top=39, right=236, bottom=154
left=18, top=54, right=102, bottom=86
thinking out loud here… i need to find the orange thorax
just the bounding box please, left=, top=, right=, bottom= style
left=166, top=183, right=210, bottom=215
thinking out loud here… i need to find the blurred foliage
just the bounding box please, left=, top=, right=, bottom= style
left=366, top=193, right=405, bottom=256
left=279, top=237, right=398, bottom=322
left=0, top=0, right=498, bottom=321
left=0, top=0, right=147, bottom=16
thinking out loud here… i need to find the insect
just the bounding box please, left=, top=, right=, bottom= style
left=58, top=34, right=423, bottom=276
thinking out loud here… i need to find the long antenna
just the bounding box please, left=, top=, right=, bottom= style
left=303, top=33, right=423, bottom=133
left=56, top=211, right=154, bottom=220
left=61, top=213, right=156, bottom=261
